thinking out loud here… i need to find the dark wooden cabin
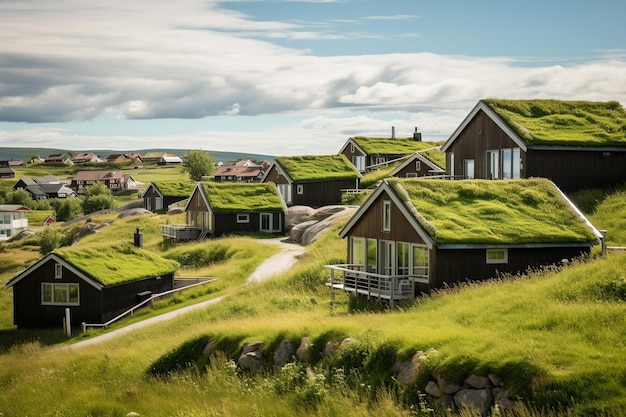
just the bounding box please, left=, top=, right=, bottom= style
left=441, top=99, right=626, bottom=191
left=142, top=181, right=196, bottom=212
left=388, top=152, right=445, bottom=178
left=262, top=155, right=361, bottom=207
left=161, top=182, right=286, bottom=240
left=327, top=178, right=602, bottom=304
left=5, top=246, right=178, bottom=328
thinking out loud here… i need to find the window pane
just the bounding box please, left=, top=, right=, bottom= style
left=54, top=284, right=67, bottom=303
left=397, top=242, right=409, bottom=275
left=412, top=246, right=429, bottom=280
left=512, top=148, right=521, bottom=178
left=383, top=201, right=391, bottom=231
left=367, top=239, right=377, bottom=273
left=43, top=283, right=52, bottom=303
left=464, top=160, right=474, bottom=179
left=350, top=238, right=365, bottom=265
left=502, top=149, right=512, bottom=179
left=69, top=284, right=79, bottom=304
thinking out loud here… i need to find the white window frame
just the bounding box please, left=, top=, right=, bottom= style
left=411, top=244, right=429, bottom=283
left=396, top=242, right=410, bottom=275
left=487, top=150, right=500, bottom=180
left=296, top=184, right=304, bottom=195
left=406, top=173, right=418, bottom=178
left=382, top=200, right=391, bottom=232
left=55, top=263, right=62, bottom=279
left=486, top=248, right=508, bottom=264
left=236, top=214, right=250, bottom=224
left=415, top=161, right=421, bottom=171
left=42, top=282, right=80, bottom=306
left=349, top=237, right=366, bottom=267
left=449, top=152, right=455, bottom=177
left=464, top=159, right=475, bottom=179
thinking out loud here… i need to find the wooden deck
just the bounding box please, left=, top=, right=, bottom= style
left=326, top=264, right=417, bottom=305
left=160, top=224, right=202, bottom=241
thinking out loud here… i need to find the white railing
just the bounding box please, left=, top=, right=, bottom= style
left=326, top=264, right=423, bottom=304
left=160, top=224, right=201, bottom=240
left=81, top=278, right=217, bottom=332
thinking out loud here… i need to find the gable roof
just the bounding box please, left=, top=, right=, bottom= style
left=214, top=165, right=263, bottom=178
left=142, top=181, right=196, bottom=198
left=442, top=99, right=626, bottom=152
left=268, top=155, right=361, bottom=183
left=72, top=170, right=124, bottom=181
left=389, top=151, right=445, bottom=177
left=342, top=178, right=601, bottom=247
left=342, top=137, right=437, bottom=156
left=7, top=245, right=179, bottom=289
left=194, top=182, right=285, bottom=213
left=0, top=204, right=32, bottom=212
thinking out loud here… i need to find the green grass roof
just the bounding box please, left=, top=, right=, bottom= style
left=151, top=180, right=197, bottom=197
left=389, top=178, right=598, bottom=245
left=55, top=244, right=179, bottom=286
left=352, top=137, right=438, bottom=155
left=275, top=155, right=361, bottom=182
left=484, top=99, right=626, bottom=147
left=418, top=146, right=446, bottom=168
left=200, top=182, right=284, bottom=213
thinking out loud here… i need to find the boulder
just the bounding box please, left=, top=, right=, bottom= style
left=238, top=342, right=267, bottom=371
left=299, top=207, right=357, bottom=245
left=453, top=389, right=493, bottom=417
left=285, top=206, right=316, bottom=230
left=289, top=220, right=318, bottom=244
left=425, top=380, right=441, bottom=397
left=391, top=353, right=422, bottom=385
left=202, top=339, right=217, bottom=356
left=311, top=205, right=350, bottom=220
left=464, top=374, right=491, bottom=389
left=117, top=208, right=151, bottom=218
left=434, top=373, right=462, bottom=395
left=273, top=340, right=297, bottom=370
left=296, top=337, right=312, bottom=361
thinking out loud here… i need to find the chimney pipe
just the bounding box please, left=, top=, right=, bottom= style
left=413, top=126, right=422, bottom=141
left=391, top=126, right=395, bottom=139
left=134, top=228, right=143, bottom=249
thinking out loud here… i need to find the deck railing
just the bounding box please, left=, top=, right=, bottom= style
left=325, top=264, right=418, bottom=305
left=160, top=224, right=201, bottom=241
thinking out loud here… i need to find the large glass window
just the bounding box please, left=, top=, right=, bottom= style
left=487, top=150, right=499, bottom=180
left=412, top=245, right=429, bottom=282
left=367, top=238, right=377, bottom=273
left=352, top=156, right=365, bottom=172
left=350, top=237, right=365, bottom=266
left=397, top=242, right=410, bottom=275
left=502, top=148, right=522, bottom=179
left=42, top=283, right=79, bottom=305
left=464, top=159, right=475, bottom=179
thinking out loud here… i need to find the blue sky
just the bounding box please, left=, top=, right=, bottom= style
left=0, top=0, right=625, bottom=156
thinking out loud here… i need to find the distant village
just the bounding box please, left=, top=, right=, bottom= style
left=2, top=98, right=626, bottom=329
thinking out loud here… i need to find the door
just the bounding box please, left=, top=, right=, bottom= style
left=260, top=213, right=271, bottom=232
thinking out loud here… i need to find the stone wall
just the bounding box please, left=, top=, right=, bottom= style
left=200, top=335, right=521, bottom=416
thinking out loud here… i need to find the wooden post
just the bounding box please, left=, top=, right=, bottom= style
left=65, top=308, right=71, bottom=336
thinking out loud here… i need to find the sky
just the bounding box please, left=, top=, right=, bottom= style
left=0, top=0, right=625, bottom=157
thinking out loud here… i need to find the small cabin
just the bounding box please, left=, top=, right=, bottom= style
left=262, top=155, right=361, bottom=207
left=5, top=244, right=179, bottom=328
left=142, top=181, right=196, bottom=212
left=327, top=178, right=602, bottom=304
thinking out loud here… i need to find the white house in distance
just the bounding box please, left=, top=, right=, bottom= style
left=0, top=205, right=31, bottom=241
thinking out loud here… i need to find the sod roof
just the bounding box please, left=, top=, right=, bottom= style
left=150, top=180, right=197, bottom=197
left=54, top=244, right=179, bottom=286
left=274, top=155, right=361, bottom=182
left=351, top=137, right=438, bottom=155
left=200, top=182, right=284, bottom=213
left=484, top=99, right=626, bottom=147
left=417, top=146, right=445, bottom=169
left=388, top=178, right=599, bottom=245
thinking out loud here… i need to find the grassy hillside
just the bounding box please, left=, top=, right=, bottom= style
left=0, top=163, right=626, bottom=416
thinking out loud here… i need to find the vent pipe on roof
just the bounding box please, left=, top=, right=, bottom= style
left=391, top=126, right=395, bottom=139
left=413, top=126, right=422, bottom=141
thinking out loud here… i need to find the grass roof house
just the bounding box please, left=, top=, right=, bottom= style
left=327, top=178, right=602, bottom=304
left=6, top=242, right=179, bottom=328
left=339, top=130, right=441, bottom=173
left=262, top=155, right=361, bottom=207
left=142, top=180, right=197, bottom=212
left=161, top=182, right=286, bottom=240
left=441, top=99, right=626, bottom=191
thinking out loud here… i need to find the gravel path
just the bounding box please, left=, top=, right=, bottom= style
left=65, top=238, right=304, bottom=350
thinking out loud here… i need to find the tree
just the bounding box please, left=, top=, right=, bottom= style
left=182, top=150, right=216, bottom=181
left=39, top=227, right=61, bottom=254
left=51, top=198, right=84, bottom=221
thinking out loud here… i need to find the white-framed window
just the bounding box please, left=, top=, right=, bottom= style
left=501, top=148, right=521, bottom=179
left=411, top=245, right=429, bottom=283
left=373, top=157, right=386, bottom=166
left=42, top=283, right=79, bottom=305
left=487, top=150, right=500, bottom=180
left=449, top=153, right=455, bottom=177
left=350, top=237, right=366, bottom=267
left=486, top=248, right=508, bottom=264
left=382, top=200, right=391, bottom=231
left=396, top=242, right=410, bottom=275
left=296, top=184, right=304, bottom=195
left=55, top=263, right=62, bottom=279
left=367, top=238, right=377, bottom=273
left=352, top=156, right=365, bottom=172
left=277, top=184, right=292, bottom=205
left=415, top=161, right=421, bottom=171
left=350, top=144, right=355, bottom=153
left=406, top=173, right=418, bottom=178
left=464, top=159, right=475, bottom=179
left=236, top=214, right=250, bottom=223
